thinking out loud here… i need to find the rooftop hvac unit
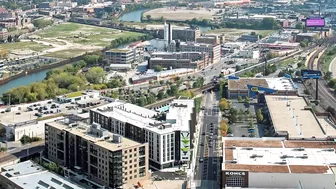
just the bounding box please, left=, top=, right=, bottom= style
left=243, top=147, right=253, bottom=150
left=323, top=148, right=335, bottom=152
left=293, top=147, right=305, bottom=151
left=275, top=161, right=287, bottom=165
left=226, top=160, right=237, bottom=164
left=228, top=146, right=236, bottom=149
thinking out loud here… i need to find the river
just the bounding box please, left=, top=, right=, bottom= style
left=0, top=9, right=212, bottom=95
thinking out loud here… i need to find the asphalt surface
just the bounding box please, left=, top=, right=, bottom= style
left=195, top=92, right=220, bottom=189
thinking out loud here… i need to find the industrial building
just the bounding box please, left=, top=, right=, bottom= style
left=222, top=138, right=336, bottom=189
left=226, top=77, right=297, bottom=98
left=265, top=95, right=336, bottom=139
left=196, top=34, right=223, bottom=45
left=45, top=118, right=149, bottom=188
left=0, top=160, right=87, bottom=189
left=89, top=99, right=196, bottom=170
left=149, top=52, right=210, bottom=70
left=168, top=41, right=221, bottom=64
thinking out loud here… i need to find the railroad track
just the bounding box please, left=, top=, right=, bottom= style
left=307, top=46, right=336, bottom=109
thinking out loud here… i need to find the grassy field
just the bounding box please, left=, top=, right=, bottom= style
left=44, top=49, right=87, bottom=59
left=0, top=41, right=52, bottom=53
left=35, top=22, right=145, bottom=47
left=206, top=28, right=275, bottom=38
left=144, top=8, right=216, bottom=21
left=39, top=39, right=66, bottom=45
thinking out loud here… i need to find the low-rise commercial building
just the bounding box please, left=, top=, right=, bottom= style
left=265, top=95, right=336, bottom=139
left=196, top=35, right=220, bottom=45
left=0, top=160, right=85, bottom=189
left=168, top=41, right=221, bottom=64
left=237, top=34, right=260, bottom=42
left=45, top=118, right=150, bottom=188
left=104, top=48, right=142, bottom=65
left=222, top=42, right=246, bottom=53
left=90, top=99, right=196, bottom=170
left=236, top=49, right=260, bottom=59
left=56, top=90, right=100, bottom=104
left=0, top=28, right=8, bottom=41
left=222, top=138, right=336, bottom=189
left=149, top=52, right=210, bottom=70
left=295, top=32, right=319, bottom=42
left=227, top=77, right=297, bottom=98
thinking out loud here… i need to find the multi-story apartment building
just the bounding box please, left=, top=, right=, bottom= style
left=149, top=52, right=210, bottom=70
left=45, top=118, right=149, bottom=188
left=104, top=48, right=142, bottom=65
left=89, top=99, right=196, bottom=170
left=168, top=41, right=221, bottom=64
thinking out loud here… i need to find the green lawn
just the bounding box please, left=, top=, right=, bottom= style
left=67, top=91, right=83, bottom=98
left=35, top=22, right=145, bottom=47
left=0, top=41, right=52, bottom=52
left=44, top=49, right=87, bottom=59
left=206, top=28, right=275, bottom=37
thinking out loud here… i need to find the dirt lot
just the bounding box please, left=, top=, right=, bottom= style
left=144, top=7, right=216, bottom=21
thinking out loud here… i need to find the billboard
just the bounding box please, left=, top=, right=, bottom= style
left=301, top=69, right=322, bottom=79
left=306, top=18, right=325, bottom=27
left=180, top=132, right=190, bottom=161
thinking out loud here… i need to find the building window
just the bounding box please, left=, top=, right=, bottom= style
left=130, top=176, right=132, bottom=179
left=226, top=177, right=245, bottom=187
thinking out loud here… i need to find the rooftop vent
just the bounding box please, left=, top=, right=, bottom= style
left=228, top=146, right=236, bottom=149
left=275, top=161, right=287, bottom=165
left=323, top=148, right=335, bottom=152
left=243, top=147, right=253, bottom=150
left=250, top=154, right=263, bottom=158
left=293, top=147, right=305, bottom=151
left=226, top=160, right=237, bottom=164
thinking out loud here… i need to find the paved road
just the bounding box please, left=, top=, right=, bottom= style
left=195, top=92, right=220, bottom=189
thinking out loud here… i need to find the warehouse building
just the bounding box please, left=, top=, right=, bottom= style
left=265, top=95, right=336, bottom=139
left=222, top=137, right=336, bottom=189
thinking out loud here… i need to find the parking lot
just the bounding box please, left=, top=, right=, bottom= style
left=0, top=98, right=106, bottom=125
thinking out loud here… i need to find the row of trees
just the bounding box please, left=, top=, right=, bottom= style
left=110, top=34, right=153, bottom=48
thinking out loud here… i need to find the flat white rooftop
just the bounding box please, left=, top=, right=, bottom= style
left=266, top=95, right=331, bottom=138
left=1, top=160, right=85, bottom=189
left=228, top=77, right=296, bottom=91
left=223, top=138, right=336, bottom=174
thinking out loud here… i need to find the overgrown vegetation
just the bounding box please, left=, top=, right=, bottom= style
left=20, top=135, right=42, bottom=145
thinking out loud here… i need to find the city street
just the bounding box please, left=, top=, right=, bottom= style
left=194, top=91, right=220, bottom=189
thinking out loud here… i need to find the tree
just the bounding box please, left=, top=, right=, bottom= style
left=146, top=15, right=151, bottom=21
left=85, top=67, right=105, bottom=84
left=0, top=49, right=7, bottom=59
left=153, top=65, right=163, bottom=72
left=83, top=55, right=100, bottom=65
left=107, top=78, right=122, bottom=88
left=256, top=109, right=264, bottom=123
left=137, top=95, right=147, bottom=106
left=20, top=135, right=31, bottom=145
left=219, top=120, right=229, bottom=133
left=300, top=41, right=308, bottom=48
left=157, top=89, right=165, bottom=100
left=295, top=23, right=304, bottom=30
left=228, top=108, right=238, bottom=123
left=218, top=98, right=230, bottom=111
left=328, top=79, right=336, bottom=88
left=167, top=85, right=178, bottom=96
left=324, top=71, right=332, bottom=80
left=237, top=96, right=243, bottom=103
left=235, top=65, right=242, bottom=71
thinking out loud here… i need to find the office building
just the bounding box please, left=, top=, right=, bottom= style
left=227, top=77, right=297, bottom=98
left=265, top=95, right=336, bottom=139
left=149, top=52, right=210, bottom=70
left=0, top=160, right=86, bottom=189
left=90, top=99, right=196, bottom=170
left=0, top=28, right=8, bottom=41
left=222, top=137, right=336, bottom=189
left=168, top=41, right=221, bottom=64
left=45, top=118, right=149, bottom=188
left=157, top=27, right=201, bottom=42
left=104, top=48, right=142, bottom=65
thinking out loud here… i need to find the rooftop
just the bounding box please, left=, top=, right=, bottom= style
left=105, top=48, right=132, bottom=53
left=265, top=95, right=331, bottom=138
left=1, top=160, right=84, bottom=189
left=91, top=99, right=194, bottom=134
left=47, top=120, right=142, bottom=151
left=228, top=77, right=296, bottom=91
left=223, top=138, right=336, bottom=174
